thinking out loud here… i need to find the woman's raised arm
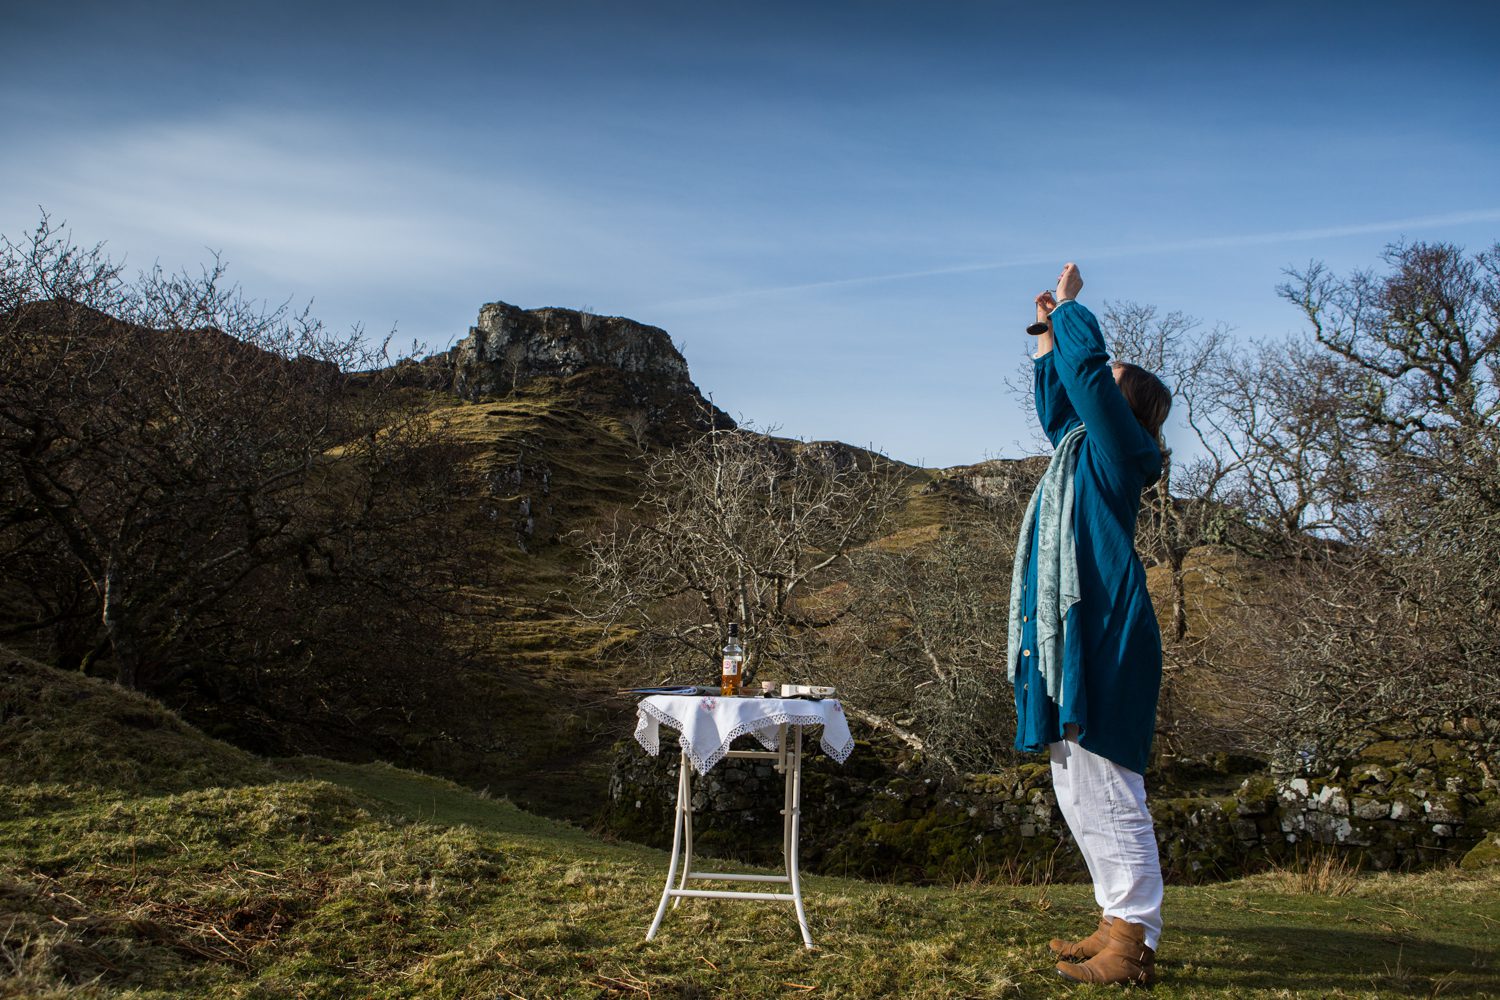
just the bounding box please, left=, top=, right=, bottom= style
left=1029, top=291, right=1081, bottom=446
left=1046, top=265, right=1158, bottom=464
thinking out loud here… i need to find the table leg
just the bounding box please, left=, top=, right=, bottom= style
left=788, top=725, right=814, bottom=949
left=780, top=723, right=794, bottom=869
left=646, top=750, right=690, bottom=941
left=673, top=761, right=695, bottom=909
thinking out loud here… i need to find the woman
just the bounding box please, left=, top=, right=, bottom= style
left=1009, top=262, right=1171, bottom=987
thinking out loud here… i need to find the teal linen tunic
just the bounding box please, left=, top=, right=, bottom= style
left=1012, top=300, right=1164, bottom=775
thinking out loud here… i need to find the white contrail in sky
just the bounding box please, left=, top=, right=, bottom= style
left=660, top=209, right=1500, bottom=309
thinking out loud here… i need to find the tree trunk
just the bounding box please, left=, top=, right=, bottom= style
left=101, top=563, right=140, bottom=689
left=1170, top=547, right=1189, bottom=643
left=110, top=631, right=140, bottom=689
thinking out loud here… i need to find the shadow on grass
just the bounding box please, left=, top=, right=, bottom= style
left=280, top=755, right=631, bottom=852
left=1170, top=922, right=1497, bottom=997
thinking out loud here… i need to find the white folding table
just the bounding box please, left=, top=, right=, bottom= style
left=633, top=694, right=853, bottom=950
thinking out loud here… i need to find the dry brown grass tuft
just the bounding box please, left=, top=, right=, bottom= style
left=1257, top=847, right=1362, bottom=897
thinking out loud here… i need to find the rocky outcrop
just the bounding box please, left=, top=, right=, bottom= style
left=448, top=303, right=689, bottom=396
left=951, top=457, right=1050, bottom=504
left=425, top=302, right=731, bottom=436
left=917, top=457, right=1049, bottom=518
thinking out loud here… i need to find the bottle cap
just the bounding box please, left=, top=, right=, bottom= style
left=727, top=623, right=740, bottom=637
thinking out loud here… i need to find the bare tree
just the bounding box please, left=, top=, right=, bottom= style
left=619, top=409, right=652, bottom=454
left=837, top=506, right=1028, bottom=772
left=1256, top=241, right=1500, bottom=763
left=1102, top=302, right=1229, bottom=638
left=1178, top=241, right=1500, bottom=768
left=0, top=215, right=466, bottom=695
left=502, top=341, right=528, bottom=393
left=576, top=418, right=908, bottom=688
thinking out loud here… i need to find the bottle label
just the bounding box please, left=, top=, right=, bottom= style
left=722, top=659, right=739, bottom=676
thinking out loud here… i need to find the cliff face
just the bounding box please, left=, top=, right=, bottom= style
left=449, top=302, right=691, bottom=396
left=432, top=301, right=730, bottom=436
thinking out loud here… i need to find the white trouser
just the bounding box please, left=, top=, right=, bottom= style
left=1049, top=733, right=1163, bottom=950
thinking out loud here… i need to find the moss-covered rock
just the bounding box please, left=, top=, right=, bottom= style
left=1460, top=830, right=1500, bottom=870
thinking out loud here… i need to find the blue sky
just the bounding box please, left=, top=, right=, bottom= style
left=3, top=1, right=1497, bottom=466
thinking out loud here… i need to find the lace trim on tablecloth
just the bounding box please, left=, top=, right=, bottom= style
left=635, top=700, right=854, bottom=774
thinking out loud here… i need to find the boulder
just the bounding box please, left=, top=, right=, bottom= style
left=1460, top=830, right=1500, bottom=870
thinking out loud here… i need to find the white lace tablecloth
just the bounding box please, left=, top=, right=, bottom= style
left=634, top=695, right=855, bottom=774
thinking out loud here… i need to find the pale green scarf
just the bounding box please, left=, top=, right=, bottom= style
left=1007, top=424, right=1085, bottom=707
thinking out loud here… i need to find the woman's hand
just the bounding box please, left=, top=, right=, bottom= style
left=1031, top=291, right=1057, bottom=357
left=1056, top=262, right=1083, bottom=303
left=1035, top=290, right=1057, bottom=323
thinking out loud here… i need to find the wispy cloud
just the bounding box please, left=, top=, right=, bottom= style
left=659, top=209, right=1500, bottom=309
left=0, top=108, right=720, bottom=320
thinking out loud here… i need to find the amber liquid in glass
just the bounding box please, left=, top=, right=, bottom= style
left=720, top=624, right=744, bottom=696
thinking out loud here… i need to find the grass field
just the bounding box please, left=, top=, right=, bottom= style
left=2, top=659, right=1496, bottom=999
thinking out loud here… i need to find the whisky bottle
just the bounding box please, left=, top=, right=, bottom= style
left=720, top=623, right=744, bottom=697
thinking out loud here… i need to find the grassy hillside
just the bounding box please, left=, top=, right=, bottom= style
left=3, top=656, right=1496, bottom=999
left=334, top=379, right=988, bottom=821
left=415, top=384, right=648, bottom=818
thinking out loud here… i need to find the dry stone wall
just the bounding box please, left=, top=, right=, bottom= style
left=605, top=736, right=1498, bottom=883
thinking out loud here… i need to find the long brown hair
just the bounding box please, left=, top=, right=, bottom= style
left=1113, top=362, right=1171, bottom=442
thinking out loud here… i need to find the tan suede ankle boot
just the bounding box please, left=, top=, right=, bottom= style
left=1055, top=918, right=1156, bottom=987
left=1049, top=915, right=1112, bottom=960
